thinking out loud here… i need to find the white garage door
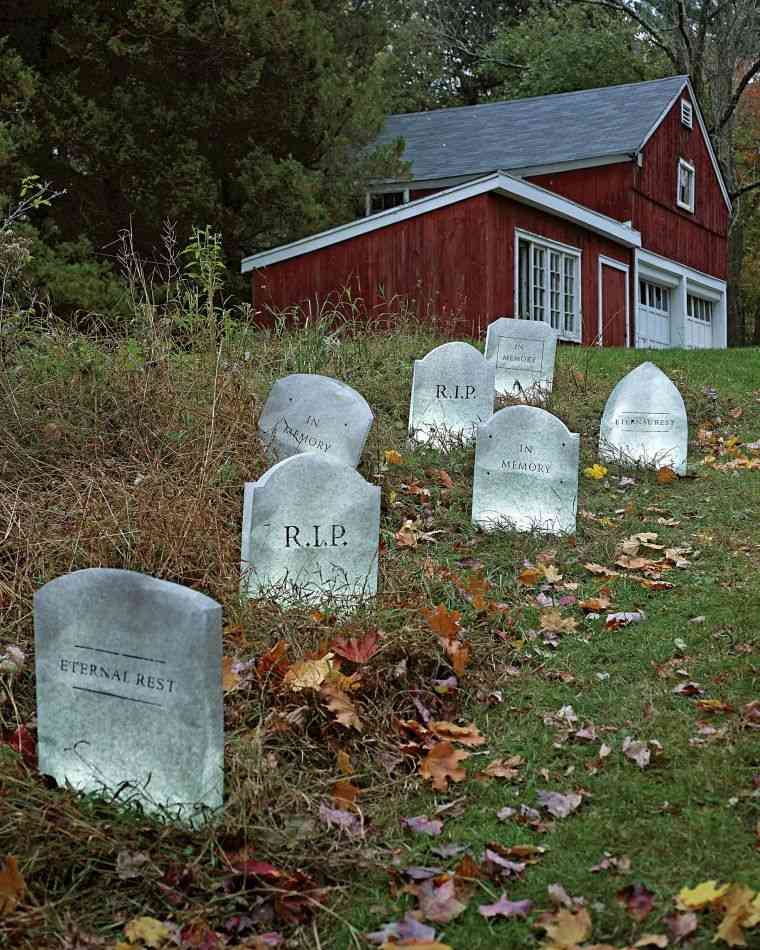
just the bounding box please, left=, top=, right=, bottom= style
left=686, top=294, right=714, bottom=348
left=636, top=279, right=671, bottom=348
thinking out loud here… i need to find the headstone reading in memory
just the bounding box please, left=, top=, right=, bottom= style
left=258, top=373, right=373, bottom=468
left=241, top=454, right=380, bottom=608
left=408, top=342, right=495, bottom=449
left=472, top=405, right=579, bottom=533
left=599, top=362, right=688, bottom=475
left=485, top=318, right=558, bottom=398
left=35, top=569, right=223, bottom=823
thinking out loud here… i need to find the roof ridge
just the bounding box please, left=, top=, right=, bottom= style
left=387, top=74, right=688, bottom=121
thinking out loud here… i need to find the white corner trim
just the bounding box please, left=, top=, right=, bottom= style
left=598, top=256, right=630, bottom=348
left=241, top=171, right=641, bottom=273
left=639, top=77, right=731, bottom=213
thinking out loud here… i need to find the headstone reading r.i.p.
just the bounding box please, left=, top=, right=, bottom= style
left=599, top=362, right=688, bottom=474
left=408, top=342, right=495, bottom=449
left=34, top=569, right=223, bottom=824
left=485, top=317, right=558, bottom=398
left=241, top=454, right=380, bottom=609
left=258, top=373, right=373, bottom=468
left=472, top=405, right=579, bottom=533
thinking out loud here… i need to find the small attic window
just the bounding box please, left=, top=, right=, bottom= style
left=680, top=99, right=693, bottom=129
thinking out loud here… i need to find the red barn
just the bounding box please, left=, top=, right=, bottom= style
left=242, top=76, right=730, bottom=349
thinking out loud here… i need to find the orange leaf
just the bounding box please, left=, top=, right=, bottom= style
left=429, top=720, right=486, bottom=747
left=450, top=640, right=471, bottom=677
left=420, top=742, right=470, bottom=791
left=222, top=656, right=241, bottom=691
left=422, top=605, right=462, bottom=640
left=330, top=631, right=380, bottom=664
left=332, top=780, right=360, bottom=808
left=255, top=640, right=290, bottom=682
left=0, top=857, right=25, bottom=915
left=477, top=755, right=525, bottom=781
left=432, top=468, right=454, bottom=490
left=384, top=449, right=403, bottom=465
left=656, top=466, right=677, bottom=484
left=336, top=750, right=353, bottom=775
left=518, top=567, right=542, bottom=585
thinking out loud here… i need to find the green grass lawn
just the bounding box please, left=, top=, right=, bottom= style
left=0, top=322, right=758, bottom=949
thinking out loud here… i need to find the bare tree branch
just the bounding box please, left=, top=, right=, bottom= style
left=716, top=56, right=760, bottom=132
left=676, top=0, right=693, bottom=60
left=573, top=0, right=680, bottom=67
left=730, top=178, right=760, bottom=201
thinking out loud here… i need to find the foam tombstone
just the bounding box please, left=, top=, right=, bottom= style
left=35, top=569, right=223, bottom=824
left=408, top=341, right=495, bottom=449
left=599, top=362, right=688, bottom=474
left=241, top=454, right=380, bottom=609
left=485, top=317, right=558, bottom=398
left=472, top=405, right=579, bottom=534
left=258, top=373, right=373, bottom=468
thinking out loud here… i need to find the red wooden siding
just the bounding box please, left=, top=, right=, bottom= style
left=252, top=191, right=633, bottom=344
left=633, top=89, right=728, bottom=278
left=526, top=162, right=635, bottom=223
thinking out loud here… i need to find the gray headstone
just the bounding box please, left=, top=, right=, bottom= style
left=241, top=454, right=380, bottom=608
left=472, top=406, right=579, bottom=534
left=484, top=318, right=558, bottom=397
left=599, top=362, right=688, bottom=475
left=34, top=569, right=223, bottom=823
left=408, top=342, right=495, bottom=449
left=258, top=374, right=373, bottom=468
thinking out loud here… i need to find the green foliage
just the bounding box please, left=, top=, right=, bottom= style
left=479, top=1, right=669, bottom=100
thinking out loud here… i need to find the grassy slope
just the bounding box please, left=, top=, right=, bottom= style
left=0, top=324, right=758, bottom=949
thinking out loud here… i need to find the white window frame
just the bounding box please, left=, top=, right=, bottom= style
left=687, top=293, right=713, bottom=323
left=676, top=159, right=695, bottom=213
left=514, top=229, right=582, bottom=342
left=364, top=188, right=410, bottom=217
left=680, top=99, right=693, bottom=129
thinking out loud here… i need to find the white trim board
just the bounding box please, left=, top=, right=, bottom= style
left=241, top=171, right=642, bottom=273
left=597, top=256, right=630, bottom=348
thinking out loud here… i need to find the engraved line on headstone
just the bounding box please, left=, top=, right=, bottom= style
left=72, top=685, right=164, bottom=708
left=74, top=644, right=167, bottom=664
left=496, top=335, right=545, bottom=377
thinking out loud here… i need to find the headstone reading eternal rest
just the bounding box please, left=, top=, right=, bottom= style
left=258, top=373, right=373, bottom=468
left=472, top=405, right=579, bottom=533
left=241, top=454, right=380, bottom=608
left=408, top=342, right=495, bottom=449
left=34, top=569, right=223, bottom=823
left=485, top=318, right=558, bottom=397
left=599, top=362, right=688, bottom=475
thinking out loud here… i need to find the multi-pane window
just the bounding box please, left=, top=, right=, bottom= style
left=677, top=159, right=695, bottom=212
left=368, top=191, right=408, bottom=215
left=687, top=294, right=713, bottom=323
left=639, top=279, right=671, bottom=314
left=517, top=235, right=580, bottom=339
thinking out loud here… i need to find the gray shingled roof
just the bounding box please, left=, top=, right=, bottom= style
left=373, top=75, right=688, bottom=182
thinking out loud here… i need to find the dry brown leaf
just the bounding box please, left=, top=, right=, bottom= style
left=539, top=608, right=579, bottom=634
left=0, top=856, right=25, bottom=914
left=320, top=683, right=362, bottom=731
left=429, top=721, right=486, bottom=747
left=420, top=742, right=470, bottom=791
left=584, top=563, right=620, bottom=578
left=396, top=519, right=422, bottom=547
left=518, top=567, right=543, bottom=585
left=331, top=780, right=360, bottom=808
left=478, top=755, right=525, bottom=781
left=656, top=466, right=678, bottom=484
left=422, top=605, right=462, bottom=641
left=536, top=906, right=592, bottom=948
left=222, top=656, right=241, bottom=691
left=336, top=749, right=353, bottom=775
left=283, top=654, right=335, bottom=692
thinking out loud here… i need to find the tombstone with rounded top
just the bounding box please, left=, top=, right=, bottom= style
left=485, top=318, right=558, bottom=397
left=599, top=362, right=688, bottom=475
left=408, top=342, right=495, bottom=449
left=34, top=568, right=223, bottom=824
left=258, top=373, right=373, bottom=468
left=472, top=406, right=579, bottom=534
left=241, top=453, right=380, bottom=608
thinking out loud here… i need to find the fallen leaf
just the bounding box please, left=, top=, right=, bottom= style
left=396, top=519, right=422, bottom=547
left=536, top=790, right=583, bottom=819
left=320, top=682, right=362, bottom=731
left=675, top=880, right=731, bottom=910
left=116, top=850, right=152, bottom=881
left=123, top=917, right=172, bottom=948
left=714, top=884, right=760, bottom=947
left=0, top=645, right=25, bottom=675
left=663, top=911, right=698, bottom=944
left=478, top=755, right=525, bottom=781
left=584, top=464, right=608, bottom=480
left=518, top=567, right=543, bottom=585
left=616, top=882, right=656, bottom=921
left=367, top=911, right=438, bottom=945
left=331, top=781, right=360, bottom=808
left=623, top=736, right=651, bottom=769
left=420, top=743, right=470, bottom=791
left=402, top=816, right=444, bottom=837
left=255, top=640, right=290, bottom=682
left=0, top=856, right=25, bottom=914
left=283, top=654, right=334, bottom=692
left=384, top=449, right=403, bottom=465
left=222, top=656, right=241, bottom=691
left=429, top=721, right=486, bottom=747
left=318, top=801, right=362, bottom=836
left=412, top=876, right=467, bottom=923
left=634, top=935, right=669, bottom=948
left=479, top=894, right=533, bottom=919
left=330, top=631, right=380, bottom=664
left=536, top=906, right=592, bottom=948
left=656, top=467, right=678, bottom=484
left=422, top=605, right=462, bottom=640
left=539, top=609, right=578, bottom=635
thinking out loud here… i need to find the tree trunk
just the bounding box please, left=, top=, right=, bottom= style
left=727, top=213, right=746, bottom=345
